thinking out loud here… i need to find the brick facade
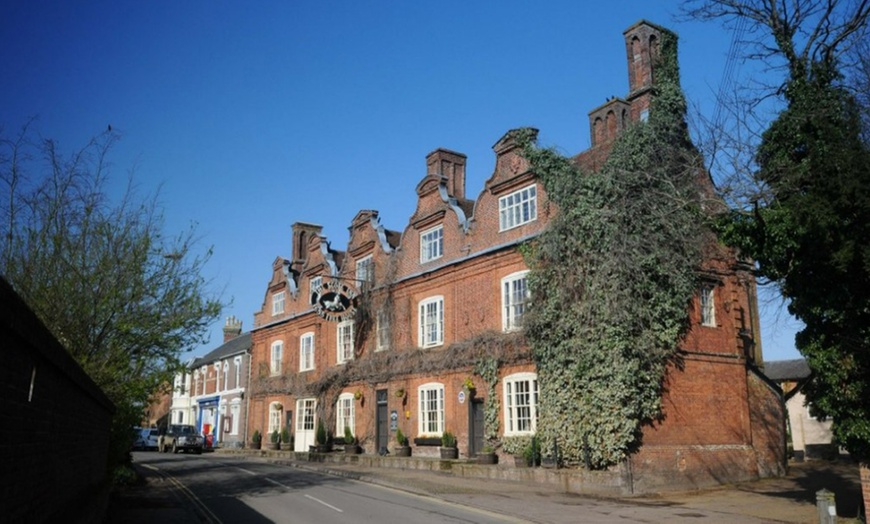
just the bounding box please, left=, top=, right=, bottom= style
left=245, top=20, right=785, bottom=492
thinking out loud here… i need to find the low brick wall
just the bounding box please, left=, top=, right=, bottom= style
left=0, top=278, right=115, bottom=522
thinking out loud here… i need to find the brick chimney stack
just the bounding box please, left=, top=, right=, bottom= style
left=223, top=315, right=242, bottom=343
left=426, top=148, right=467, bottom=200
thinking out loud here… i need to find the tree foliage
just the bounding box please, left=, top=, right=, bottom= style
left=518, top=29, right=707, bottom=468
left=0, top=124, right=223, bottom=471
left=687, top=0, right=870, bottom=463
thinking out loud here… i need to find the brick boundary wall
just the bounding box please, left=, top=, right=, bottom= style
left=0, top=277, right=115, bottom=523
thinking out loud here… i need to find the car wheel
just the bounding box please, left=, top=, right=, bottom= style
left=195, top=448, right=202, bottom=455
left=172, top=442, right=178, bottom=454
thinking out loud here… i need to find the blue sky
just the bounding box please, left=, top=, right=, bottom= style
left=0, top=1, right=802, bottom=361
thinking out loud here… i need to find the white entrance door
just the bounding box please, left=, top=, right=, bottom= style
left=295, top=398, right=317, bottom=452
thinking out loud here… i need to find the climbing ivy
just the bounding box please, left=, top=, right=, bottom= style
left=518, top=29, right=706, bottom=468
left=474, top=357, right=500, bottom=440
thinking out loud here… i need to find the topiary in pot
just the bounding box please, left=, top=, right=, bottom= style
left=315, top=419, right=330, bottom=452
left=280, top=427, right=292, bottom=450
left=440, top=431, right=458, bottom=459
left=251, top=429, right=262, bottom=450
left=394, top=428, right=411, bottom=456
left=344, top=426, right=361, bottom=454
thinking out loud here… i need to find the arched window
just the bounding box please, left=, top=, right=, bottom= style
left=336, top=393, right=355, bottom=437
left=268, top=401, right=283, bottom=434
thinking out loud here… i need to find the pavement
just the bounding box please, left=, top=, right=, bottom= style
left=106, top=454, right=865, bottom=523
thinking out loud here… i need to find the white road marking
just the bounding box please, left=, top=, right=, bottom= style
left=304, top=494, right=344, bottom=513
left=265, top=478, right=344, bottom=513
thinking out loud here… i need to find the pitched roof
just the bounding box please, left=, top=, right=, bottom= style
left=194, top=332, right=252, bottom=366
left=763, top=358, right=811, bottom=381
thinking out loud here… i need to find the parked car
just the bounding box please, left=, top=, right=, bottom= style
left=140, top=428, right=159, bottom=450
left=158, top=424, right=204, bottom=454
left=132, top=427, right=159, bottom=451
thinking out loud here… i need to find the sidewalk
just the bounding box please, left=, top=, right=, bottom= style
left=109, top=453, right=864, bottom=523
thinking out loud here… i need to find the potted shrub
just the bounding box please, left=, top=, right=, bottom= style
left=269, top=430, right=280, bottom=450
left=394, top=428, right=411, bottom=457
left=520, top=435, right=540, bottom=467
left=440, top=430, right=458, bottom=459
left=251, top=429, right=262, bottom=450
left=503, top=435, right=536, bottom=467
left=315, top=419, right=331, bottom=453
left=343, top=426, right=361, bottom=454
left=477, top=444, right=497, bottom=465
left=280, top=427, right=293, bottom=450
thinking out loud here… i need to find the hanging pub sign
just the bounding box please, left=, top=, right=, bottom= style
left=311, top=279, right=359, bottom=321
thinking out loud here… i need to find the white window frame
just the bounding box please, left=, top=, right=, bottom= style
left=420, top=225, right=443, bottom=263
left=214, top=363, right=222, bottom=391
left=270, top=340, right=283, bottom=376
left=272, top=291, right=285, bottom=316
left=296, top=398, right=316, bottom=433
left=499, top=184, right=537, bottom=231
left=200, top=366, right=207, bottom=395
left=222, top=361, right=229, bottom=391
left=337, top=320, right=354, bottom=364
left=376, top=310, right=389, bottom=351
left=335, top=393, right=355, bottom=437
left=503, top=372, right=539, bottom=436
left=418, top=296, right=444, bottom=348
left=356, top=255, right=374, bottom=286
left=309, top=276, right=322, bottom=305
left=268, top=402, right=283, bottom=435
left=700, top=283, right=716, bottom=327
left=299, top=332, right=315, bottom=371
left=234, top=356, right=242, bottom=389
left=230, top=400, right=241, bottom=435
left=502, top=270, right=530, bottom=332
left=417, top=383, right=445, bottom=436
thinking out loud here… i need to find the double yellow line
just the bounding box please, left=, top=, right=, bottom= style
left=141, top=463, right=223, bottom=523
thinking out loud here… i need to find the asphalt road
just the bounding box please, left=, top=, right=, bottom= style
left=133, top=452, right=522, bottom=523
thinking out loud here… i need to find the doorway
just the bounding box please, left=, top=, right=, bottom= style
left=295, top=398, right=316, bottom=452
left=376, top=389, right=388, bottom=454
left=469, top=398, right=485, bottom=456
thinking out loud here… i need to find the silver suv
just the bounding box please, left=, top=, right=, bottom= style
left=158, top=425, right=204, bottom=454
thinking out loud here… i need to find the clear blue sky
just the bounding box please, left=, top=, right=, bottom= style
left=0, top=1, right=803, bottom=362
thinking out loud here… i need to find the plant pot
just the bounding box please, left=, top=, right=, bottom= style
left=315, top=444, right=332, bottom=453
left=251, top=441, right=261, bottom=450
left=477, top=453, right=497, bottom=465
left=268, top=442, right=280, bottom=450
left=280, top=442, right=293, bottom=451
left=344, top=444, right=361, bottom=454
left=440, top=447, right=459, bottom=460
left=394, top=445, right=412, bottom=457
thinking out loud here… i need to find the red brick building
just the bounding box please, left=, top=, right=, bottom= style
left=246, top=20, right=785, bottom=492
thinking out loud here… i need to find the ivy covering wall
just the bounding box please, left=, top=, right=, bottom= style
left=519, top=29, right=707, bottom=468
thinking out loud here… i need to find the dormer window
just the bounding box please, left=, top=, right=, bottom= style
left=356, top=255, right=373, bottom=286
left=499, top=185, right=537, bottom=231
left=309, top=276, right=322, bottom=305
left=420, top=225, right=443, bottom=263
left=272, top=291, right=285, bottom=316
